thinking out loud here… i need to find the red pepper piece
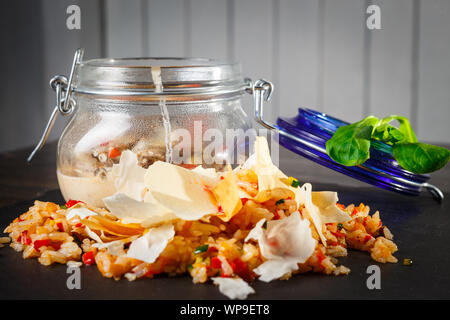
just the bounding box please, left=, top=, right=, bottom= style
left=56, top=222, right=64, bottom=232
left=82, top=251, right=95, bottom=265
left=34, top=239, right=51, bottom=251
left=21, top=230, right=32, bottom=245
left=363, top=235, right=373, bottom=243
left=207, top=246, right=218, bottom=253
left=65, top=200, right=84, bottom=208
left=316, top=250, right=327, bottom=269
left=108, top=147, right=122, bottom=158
left=211, top=257, right=222, bottom=269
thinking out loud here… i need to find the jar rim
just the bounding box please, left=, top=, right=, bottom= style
left=73, top=57, right=247, bottom=96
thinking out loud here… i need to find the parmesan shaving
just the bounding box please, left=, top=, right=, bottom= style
left=103, top=193, right=176, bottom=227
left=85, top=226, right=103, bottom=243
left=111, top=150, right=147, bottom=201
left=243, top=137, right=294, bottom=202
left=144, top=161, right=219, bottom=220
left=245, top=211, right=316, bottom=282
left=66, top=206, right=98, bottom=221
left=92, top=239, right=127, bottom=256
left=212, top=171, right=242, bottom=222
left=126, top=224, right=174, bottom=263
left=311, top=191, right=351, bottom=224
left=211, top=277, right=255, bottom=300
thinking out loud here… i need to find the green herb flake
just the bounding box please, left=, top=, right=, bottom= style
left=216, top=270, right=221, bottom=276
left=187, top=264, right=193, bottom=270
left=337, top=223, right=343, bottom=231
left=60, top=205, right=67, bottom=210
left=194, top=244, right=209, bottom=255
left=403, top=258, right=413, bottom=266
left=291, top=179, right=300, bottom=188
left=275, top=199, right=285, bottom=205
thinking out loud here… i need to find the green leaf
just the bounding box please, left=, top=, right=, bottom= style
left=372, top=124, right=405, bottom=144
left=392, top=143, right=450, bottom=174
left=325, top=116, right=379, bottom=166
left=379, top=116, right=417, bottom=143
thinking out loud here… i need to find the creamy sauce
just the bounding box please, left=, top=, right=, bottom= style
left=57, top=170, right=116, bottom=208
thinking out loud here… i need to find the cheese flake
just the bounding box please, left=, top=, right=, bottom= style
left=245, top=211, right=316, bottom=282
left=126, top=224, right=174, bottom=263
left=212, top=171, right=242, bottom=222
left=211, top=277, right=255, bottom=300
left=144, top=161, right=218, bottom=220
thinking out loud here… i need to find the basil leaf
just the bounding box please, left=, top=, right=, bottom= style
left=326, top=116, right=378, bottom=166
left=372, top=124, right=405, bottom=144
left=379, top=116, right=417, bottom=143
left=392, top=143, right=450, bottom=174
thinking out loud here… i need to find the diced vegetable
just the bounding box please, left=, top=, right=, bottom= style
left=33, top=239, right=50, bottom=251
left=275, top=199, right=285, bottom=205
left=403, top=258, right=413, bottom=266
left=82, top=251, right=95, bottom=265
left=194, top=244, right=209, bottom=254
left=285, top=177, right=300, bottom=188
left=108, top=147, right=122, bottom=159
left=56, top=222, right=64, bottom=232
left=211, top=257, right=222, bottom=269
left=21, top=230, right=32, bottom=245
left=65, top=200, right=84, bottom=208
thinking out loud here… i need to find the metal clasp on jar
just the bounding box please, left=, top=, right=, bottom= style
left=27, top=48, right=84, bottom=162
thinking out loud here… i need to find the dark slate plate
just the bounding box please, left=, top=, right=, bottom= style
left=0, top=186, right=449, bottom=300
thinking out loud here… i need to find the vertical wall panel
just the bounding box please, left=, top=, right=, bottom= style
left=322, top=0, right=365, bottom=122
left=0, top=0, right=44, bottom=152
left=369, top=0, right=414, bottom=120
left=234, top=0, right=274, bottom=122
left=417, top=0, right=450, bottom=143
left=105, top=0, right=143, bottom=57
left=41, top=0, right=103, bottom=146
left=189, top=0, right=228, bottom=59
left=145, top=0, right=186, bottom=56
left=278, top=0, right=320, bottom=118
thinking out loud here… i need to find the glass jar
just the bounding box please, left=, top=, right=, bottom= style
left=39, top=51, right=259, bottom=207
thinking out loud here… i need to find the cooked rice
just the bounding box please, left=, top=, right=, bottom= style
left=3, top=199, right=397, bottom=283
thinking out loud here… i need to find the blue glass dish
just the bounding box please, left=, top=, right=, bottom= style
left=275, top=108, right=442, bottom=199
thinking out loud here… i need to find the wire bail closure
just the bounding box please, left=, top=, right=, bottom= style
left=27, top=48, right=84, bottom=162
left=248, top=79, right=444, bottom=201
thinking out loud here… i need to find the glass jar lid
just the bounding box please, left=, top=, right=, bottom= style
left=276, top=108, right=444, bottom=200
left=250, top=79, right=443, bottom=201
left=73, top=57, right=247, bottom=96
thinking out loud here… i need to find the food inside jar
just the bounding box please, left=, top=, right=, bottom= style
left=89, top=137, right=167, bottom=171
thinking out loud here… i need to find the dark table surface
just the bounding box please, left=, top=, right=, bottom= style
left=0, top=141, right=449, bottom=299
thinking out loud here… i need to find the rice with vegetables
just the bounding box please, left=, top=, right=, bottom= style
left=3, top=137, right=397, bottom=299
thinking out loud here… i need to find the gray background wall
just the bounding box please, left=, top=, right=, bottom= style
left=1, top=0, right=449, bottom=153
